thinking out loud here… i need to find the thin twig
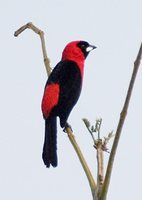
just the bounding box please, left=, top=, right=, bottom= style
left=83, top=118, right=104, bottom=199
left=100, top=43, right=142, bottom=200
left=96, top=141, right=104, bottom=198
left=65, top=126, right=96, bottom=197
left=95, top=120, right=104, bottom=199
left=14, top=22, right=52, bottom=76
left=82, top=118, right=96, bottom=144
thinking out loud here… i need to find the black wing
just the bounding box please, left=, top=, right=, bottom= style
left=46, top=60, right=82, bottom=127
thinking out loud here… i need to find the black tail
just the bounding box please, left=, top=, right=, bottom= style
left=42, top=117, right=57, bottom=167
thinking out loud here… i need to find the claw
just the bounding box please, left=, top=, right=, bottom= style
left=63, top=122, right=73, bottom=132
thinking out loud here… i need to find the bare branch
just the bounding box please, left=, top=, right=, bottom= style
left=96, top=140, right=104, bottom=198
left=14, top=22, right=52, bottom=76
left=97, top=142, right=104, bottom=185
left=100, top=42, right=142, bottom=200
left=65, top=126, right=96, bottom=197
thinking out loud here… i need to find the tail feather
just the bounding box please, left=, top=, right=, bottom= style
left=42, top=117, right=57, bottom=167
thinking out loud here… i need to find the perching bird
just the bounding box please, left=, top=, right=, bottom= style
left=41, top=40, right=96, bottom=167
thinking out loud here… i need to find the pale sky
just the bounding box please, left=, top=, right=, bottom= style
left=1, top=0, right=142, bottom=200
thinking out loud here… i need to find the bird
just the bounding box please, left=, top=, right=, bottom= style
left=41, top=40, right=96, bottom=167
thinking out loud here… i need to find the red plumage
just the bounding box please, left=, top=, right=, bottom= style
left=42, top=84, right=60, bottom=118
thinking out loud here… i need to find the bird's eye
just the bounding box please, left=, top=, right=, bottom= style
left=81, top=44, right=85, bottom=48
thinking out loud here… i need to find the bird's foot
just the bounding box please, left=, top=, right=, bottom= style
left=63, top=122, right=73, bottom=132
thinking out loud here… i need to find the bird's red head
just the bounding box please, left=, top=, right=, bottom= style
left=62, top=40, right=96, bottom=77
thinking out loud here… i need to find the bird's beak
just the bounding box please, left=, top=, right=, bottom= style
left=86, top=45, right=97, bottom=52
